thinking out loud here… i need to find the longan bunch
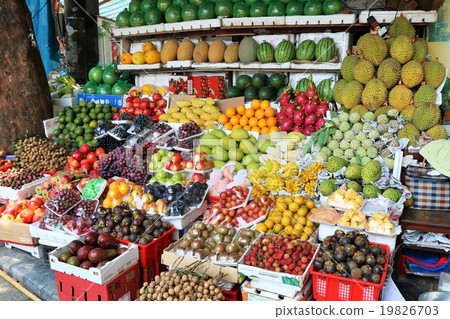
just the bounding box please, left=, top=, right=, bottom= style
left=137, top=271, right=225, bottom=301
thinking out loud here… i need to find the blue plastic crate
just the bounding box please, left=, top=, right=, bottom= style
left=77, top=94, right=124, bottom=108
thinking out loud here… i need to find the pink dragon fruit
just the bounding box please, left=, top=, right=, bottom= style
left=315, top=117, right=326, bottom=130
left=280, top=118, right=294, bottom=132
left=303, top=126, right=316, bottom=136
left=304, top=100, right=316, bottom=115
left=304, top=114, right=317, bottom=127
left=285, top=103, right=296, bottom=116
left=295, top=92, right=308, bottom=106
left=316, top=102, right=329, bottom=117
left=293, top=110, right=305, bottom=126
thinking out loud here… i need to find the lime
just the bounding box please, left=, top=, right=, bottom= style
left=63, top=128, right=69, bottom=134
left=63, top=107, right=71, bottom=114
left=69, top=124, right=77, bottom=132
left=82, top=115, right=91, bottom=124
left=78, top=140, right=85, bottom=148
left=57, top=110, right=64, bottom=117
left=102, top=106, right=111, bottom=113
left=53, top=128, right=61, bottom=135
left=105, top=113, right=113, bottom=120
left=58, top=116, right=66, bottom=124
left=66, top=109, right=74, bottom=117
left=85, top=127, right=94, bottom=135
left=83, top=123, right=90, bottom=130
left=95, top=103, right=102, bottom=108
left=111, top=107, right=118, bottom=113
left=94, top=106, right=103, bottom=114
left=79, top=99, right=87, bottom=107
left=81, top=107, right=88, bottom=114
left=65, top=115, right=74, bottom=123
left=73, top=106, right=81, bottom=113
left=58, top=133, right=64, bottom=140
left=74, top=118, right=82, bottom=125
left=86, top=141, right=95, bottom=148
left=57, top=124, right=65, bottom=131
left=75, top=136, right=84, bottom=142
left=84, top=134, right=94, bottom=142
left=75, top=113, right=83, bottom=118
left=89, top=113, right=97, bottom=120
left=97, top=113, right=105, bottom=120
left=89, top=121, right=98, bottom=129
left=70, top=132, right=77, bottom=139
left=75, top=127, right=84, bottom=136
left=87, top=102, right=95, bottom=109
left=90, top=139, right=98, bottom=147
left=64, top=133, right=71, bottom=139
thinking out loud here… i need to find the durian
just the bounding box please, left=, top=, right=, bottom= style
left=401, top=60, right=424, bottom=88
left=356, top=33, right=388, bottom=66
left=412, top=38, right=428, bottom=62
left=398, top=123, right=420, bottom=146
left=353, top=58, right=375, bottom=84
left=424, top=59, right=446, bottom=89
left=412, top=103, right=441, bottom=131
left=350, top=104, right=369, bottom=117
left=341, top=55, right=360, bottom=81
left=388, top=16, right=416, bottom=39
left=377, top=58, right=401, bottom=89
left=414, top=84, right=437, bottom=108
left=332, top=79, right=348, bottom=105
left=341, top=81, right=364, bottom=110
left=389, top=83, right=413, bottom=112
left=390, top=35, right=414, bottom=64
left=361, top=79, right=387, bottom=111
left=425, top=125, right=448, bottom=141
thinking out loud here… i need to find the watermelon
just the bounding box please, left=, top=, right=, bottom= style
left=129, top=11, right=145, bottom=27
left=323, top=0, right=343, bottom=15
left=250, top=2, right=267, bottom=17
left=236, top=75, right=252, bottom=89
left=225, top=86, right=243, bottom=98
left=257, top=42, right=275, bottom=63
left=157, top=0, right=172, bottom=13
left=145, top=7, right=164, bottom=24
left=275, top=40, right=295, bottom=63
left=245, top=0, right=260, bottom=6
left=304, top=0, right=323, bottom=15
left=286, top=1, right=304, bottom=16
left=129, top=0, right=142, bottom=13
left=315, top=37, right=336, bottom=62
left=317, top=78, right=333, bottom=101
left=173, top=0, right=188, bottom=6
left=198, top=2, right=216, bottom=19
left=259, top=86, right=277, bottom=101
left=141, top=0, right=158, bottom=11
left=165, top=5, right=182, bottom=23
left=296, top=39, right=316, bottom=61
left=182, top=4, right=198, bottom=21
left=296, top=77, right=312, bottom=93
left=244, top=86, right=259, bottom=100
left=215, top=0, right=233, bottom=16
left=252, top=73, right=269, bottom=88
left=269, top=72, right=288, bottom=89
left=267, top=1, right=286, bottom=16
left=190, top=0, right=204, bottom=6
left=116, top=9, right=130, bottom=27
left=232, top=2, right=250, bottom=17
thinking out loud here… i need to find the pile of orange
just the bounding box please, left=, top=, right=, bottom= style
left=217, top=100, right=279, bottom=134
left=102, top=179, right=140, bottom=209
left=120, top=41, right=161, bottom=65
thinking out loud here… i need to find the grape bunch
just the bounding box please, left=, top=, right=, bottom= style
left=95, top=120, right=115, bottom=138
left=150, top=122, right=171, bottom=139
left=96, top=135, right=124, bottom=153
left=134, top=114, right=152, bottom=127
left=109, top=126, right=131, bottom=140
left=74, top=199, right=98, bottom=218
left=46, top=189, right=81, bottom=215
left=157, top=135, right=177, bottom=148
left=0, top=168, right=42, bottom=189
left=118, top=113, right=133, bottom=121
left=177, top=122, right=202, bottom=140
left=177, top=139, right=193, bottom=150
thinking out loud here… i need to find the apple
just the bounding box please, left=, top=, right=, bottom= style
left=191, top=173, right=203, bottom=182
left=180, top=160, right=188, bottom=169
left=129, top=89, right=141, bottom=98
left=185, top=160, right=194, bottom=170
left=30, top=196, right=44, bottom=206
left=164, top=161, right=172, bottom=170
left=171, top=153, right=183, bottom=163
left=195, top=162, right=206, bottom=171
left=193, top=152, right=207, bottom=163
left=27, top=200, right=41, bottom=211
left=16, top=200, right=28, bottom=212
left=171, top=162, right=182, bottom=172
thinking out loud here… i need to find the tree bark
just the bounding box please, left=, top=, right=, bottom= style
left=0, top=0, right=53, bottom=153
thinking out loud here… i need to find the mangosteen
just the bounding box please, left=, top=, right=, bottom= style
left=106, top=220, right=115, bottom=229
left=336, top=262, right=349, bottom=274
left=143, top=220, right=151, bottom=228
left=370, top=245, right=381, bottom=256
left=365, top=254, right=376, bottom=266
left=376, top=255, right=386, bottom=265
left=162, top=222, right=171, bottom=229
left=361, top=265, right=372, bottom=277
left=354, top=235, right=368, bottom=248
left=373, top=264, right=383, bottom=274
left=318, top=250, right=323, bottom=257
left=93, top=225, right=99, bottom=231
left=335, top=245, right=345, bottom=253
left=322, top=241, right=334, bottom=251
left=105, top=214, right=112, bottom=221
left=139, top=237, right=149, bottom=245
left=359, top=246, right=369, bottom=255
left=153, top=228, right=163, bottom=238
left=347, top=231, right=359, bottom=242
left=102, top=227, right=111, bottom=233
left=132, top=219, right=142, bottom=227
left=371, top=273, right=381, bottom=283
left=130, top=225, right=138, bottom=234
left=322, top=251, right=333, bottom=262
left=344, top=244, right=357, bottom=257
left=324, top=260, right=336, bottom=274
left=114, top=225, right=122, bottom=233
left=154, top=220, right=162, bottom=229
left=113, top=213, right=122, bottom=223
left=338, top=237, right=351, bottom=246
left=352, top=251, right=366, bottom=265
left=347, top=260, right=358, bottom=270
left=333, top=250, right=347, bottom=262
left=333, top=272, right=342, bottom=277
left=324, top=235, right=333, bottom=242
left=122, top=225, right=130, bottom=235
left=313, top=258, right=324, bottom=271
left=379, top=247, right=386, bottom=256
left=123, top=235, right=130, bottom=241
left=334, top=229, right=345, bottom=240
left=350, top=267, right=363, bottom=279
left=121, top=217, right=131, bottom=226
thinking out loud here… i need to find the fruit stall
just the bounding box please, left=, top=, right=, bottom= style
left=1, top=0, right=450, bottom=303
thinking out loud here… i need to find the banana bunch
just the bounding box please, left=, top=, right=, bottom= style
left=251, top=184, right=269, bottom=197
left=281, top=162, right=299, bottom=178
left=265, top=175, right=284, bottom=192
left=261, top=159, right=281, bottom=176
left=284, top=178, right=302, bottom=194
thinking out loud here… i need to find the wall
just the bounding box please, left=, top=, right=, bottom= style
left=427, top=0, right=450, bottom=68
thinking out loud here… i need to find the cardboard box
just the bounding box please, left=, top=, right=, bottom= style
left=188, top=76, right=209, bottom=98
left=241, top=278, right=313, bottom=301
left=216, top=97, right=245, bottom=113
left=0, top=220, right=38, bottom=246
left=162, top=242, right=240, bottom=283
left=207, top=76, right=226, bottom=99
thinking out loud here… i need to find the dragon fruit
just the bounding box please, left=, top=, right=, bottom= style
left=295, top=92, right=308, bottom=106
left=303, top=126, right=315, bottom=136
left=293, top=110, right=304, bottom=126
left=280, top=118, right=294, bottom=132
left=285, top=103, right=296, bottom=116
left=315, top=117, right=326, bottom=130
left=316, top=102, right=329, bottom=117
left=304, top=114, right=317, bottom=127
left=304, top=100, right=316, bottom=115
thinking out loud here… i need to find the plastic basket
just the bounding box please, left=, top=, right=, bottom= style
left=310, top=242, right=390, bottom=301
left=222, top=284, right=242, bottom=301
left=117, top=226, right=174, bottom=268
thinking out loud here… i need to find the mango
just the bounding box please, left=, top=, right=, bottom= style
left=167, top=106, right=180, bottom=114
left=230, top=127, right=249, bottom=141
left=172, top=112, right=186, bottom=120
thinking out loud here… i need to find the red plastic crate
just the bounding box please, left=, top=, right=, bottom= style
left=310, top=243, right=390, bottom=301
left=140, top=259, right=160, bottom=284
left=222, top=284, right=242, bottom=301
left=117, top=226, right=174, bottom=268
left=55, top=262, right=140, bottom=301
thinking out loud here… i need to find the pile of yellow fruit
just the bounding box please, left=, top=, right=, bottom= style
left=255, top=195, right=318, bottom=240
left=120, top=41, right=161, bottom=65
left=218, top=100, right=279, bottom=134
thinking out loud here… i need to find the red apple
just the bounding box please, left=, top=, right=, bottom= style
left=19, top=209, right=34, bottom=224
left=30, top=196, right=44, bottom=206
left=72, top=151, right=84, bottom=161
left=195, top=161, right=206, bottom=171
left=80, top=144, right=91, bottom=154
left=180, top=160, right=188, bottom=169
left=164, top=161, right=172, bottom=170
left=27, top=200, right=41, bottom=211
left=86, top=152, right=97, bottom=164
left=185, top=160, right=194, bottom=170
left=171, top=153, right=183, bottom=163
left=171, top=162, right=182, bottom=172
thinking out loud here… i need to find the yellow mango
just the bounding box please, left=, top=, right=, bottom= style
left=172, top=112, right=187, bottom=120
left=167, top=106, right=180, bottom=114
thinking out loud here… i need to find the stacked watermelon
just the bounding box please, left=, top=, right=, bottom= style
left=296, top=37, right=337, bottom=62
left=226, top=72, right=289, bottom=101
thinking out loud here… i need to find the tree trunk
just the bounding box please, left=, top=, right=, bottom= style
left=0, top=0, right=53, bottom=153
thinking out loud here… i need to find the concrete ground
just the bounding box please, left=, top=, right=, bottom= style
left=0, top=276, right=31, bottom=301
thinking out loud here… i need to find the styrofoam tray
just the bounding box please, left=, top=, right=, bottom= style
left=163, top=19, right=221, bottom=32
left=0, top=176, right=48, bottom=200
left=173, top=146, right=193, bottom=152
left=177, top=131, right=204, bottom=142
left=359, top=10, right=438, bottom=23
left=166, top=60, right=192, bottom=68
left=184, top=168, right=212, bottom=175
left=239, top=62, right=291, bottom=69
left=285, top=14, right=356, bottom=25
left=113, top=24, right=165, bottom=37
left=49, top=243, right=139, bottom=285
left=222, top=16, right=285, bottom=27
left=161, top=201, right=207, bottom=230
left=45, top=199, right=82, bottom=217
left=151, top=129, right=175, bottom=143
left=4, top=242, right=46, bottom=259
left=117, top=63, right=162, bottom=71
left=29, top=222, right=79, bottom=247
left=191, top=62, right=240, bottom=69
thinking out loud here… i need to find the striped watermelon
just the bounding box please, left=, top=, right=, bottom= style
left=315, top=37, right=336, bottom=62
left=257, top=42, right=275, bottom=63
left=317, top=78, right=333, bottom=101
left=296, top=77, right=313, bottom=93
left=296, top=39, right=316, bottom=61
left=275, top=40, right=295, bottom=63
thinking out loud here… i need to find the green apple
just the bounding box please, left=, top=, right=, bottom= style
left=151, top=153, right=161, bottom=162
left=158, top=149, right=166, bottom=156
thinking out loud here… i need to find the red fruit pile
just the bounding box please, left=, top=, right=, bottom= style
left=244, top=234, right=316, bottom=275
left=66, top=144, right=105, bottom=174
left=0, top=196, right=45, bottom=224
left=204, top=195, right=275, bottom=228
left=277, top=78, right=329, bottom=136
left=218, top=186, right=249, bottom=209
left=115, top=93, right=167, bottom=123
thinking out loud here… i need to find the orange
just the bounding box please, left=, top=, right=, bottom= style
left=250, top=99, right=260, bottom=110
left=118, top=183, right=130, bottom=196
left=245, top=108, right=255, bottom=118
left=236, top=105, right=246, bottom=115
left=267, top=117, right=277, bottom=128
left=225, top=107, right=237, bottom=118
left=120, top=52, right=133, bottom=64
left=218, top=114, right=228, bottom=123
left=269, top=126, right=279, bottom=132
left=243, top=125, right=251, bottom=131
left=230, top=115, right=240, bottom=125
left=141, top=84, right=154, bottom=94
left=109, top=181, right=120, bottom=190
left=281, top=216, right=291, bottom=227
left=260, top=100, right=270, bottom=110
left=224, top=123, right=233, bottom=130
left=144, top=50, right=161, bottom=64
left=258, top=118, right=267, bottom=128
left=112, top=198, right=123, bottom=207
left=251, top=127, right=260, bottom=133
left=115, top=178, right=125, bottom=183
left=255, top=109, right=265, bottom=119
left=277, top=202, right=288, bottom=211
left=142, top=41, right=156, bottom=52
left=102, top=198, right=112, bottom=208
left=132, top=185, right=142, bottom=191
left=260, top=127, right=269, bottom=134
left=239, top=116, right=248, bottom=126
left=107, top=189, right=120, bottom=199
left=248, top=117, right=258, bottom=127
left=264, top=107, right=276, bottom=118
left=132, top=51, right=145, bottom=64
left=233, top=124, right=242, bottom=129
left=255, top=223, right=268, bottom=232
left=305, top=198, right=315, bottom=209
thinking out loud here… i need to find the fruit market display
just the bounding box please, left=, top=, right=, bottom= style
left=136, top=271, right=225, bottom=301
left=36, top=170, right=86, bottom=200
left=83, top=64, right=132, bottom=95
left=243, top=234, right=316, bottom=275
left=59, top=233, right=124, bottom=269
left=116, top=0, right=345, bottom=29
left=171, top=221, right=260, bottom=263
left=0, top=196, right=45, bottom=223
left=45, top=189, right=81, bottom=215
left=254, top=195, right=317, bottom=240
left=227, top=73, right=288, bottom=101
left=14, top=137, right=69, bottom=172
left=337, top=208, right=367, bottom=228
left=66, top=144, right=105, bottom=174
left=328, top=187, right=364, bottom=210
left=0, top=168, right=43, bottom=190
left=313, top=230, right=387, bottom=283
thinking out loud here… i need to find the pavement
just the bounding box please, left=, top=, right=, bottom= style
left=0, top=242, right=58, bottom=301
left=0, top=276, right=31, bottom=301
